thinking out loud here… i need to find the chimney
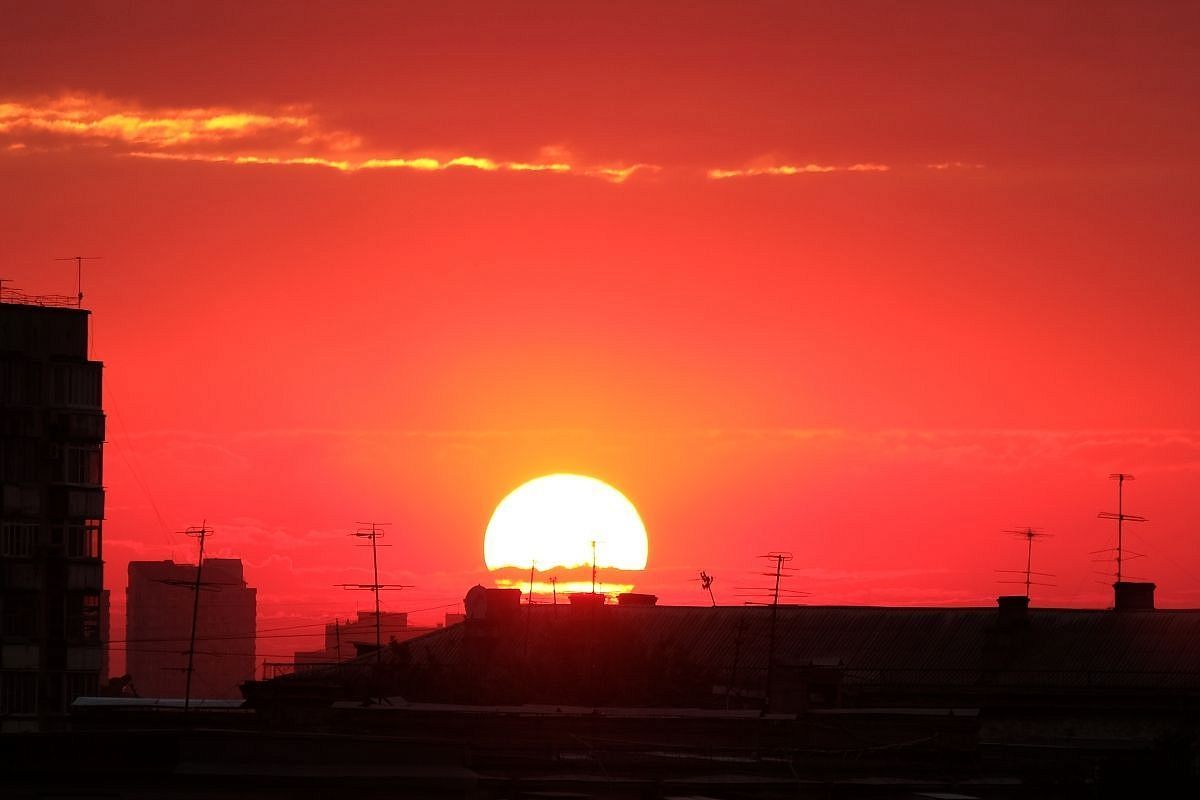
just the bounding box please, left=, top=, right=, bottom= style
left=1113, top=581, right=1155, bottom=611
left=996, top=595, right=1029, bottom=627
left=617, top=592, right=657, bottom=607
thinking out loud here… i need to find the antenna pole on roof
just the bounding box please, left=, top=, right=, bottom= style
left=54, top=255, right=102, bottom=307
left=699, top=571, right=716, bottom=606
left=591, top=540, right=597, bottom=594
left=1000, top=528, right=1054, bottom=599
left=760, top=551, right=793, bottom=713
left=1098, top=473, right=1147, bottom=584
left=336, top=522, right=410, bottom=673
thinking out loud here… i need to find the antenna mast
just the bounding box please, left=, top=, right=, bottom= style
left=337, top=522, right=410, bottom=666
left=998, top=528, right=1054, bottom=599
left=1097, top=473, right=1147, bottom=584
left=54, top=256, right=102, bottom=307
left=764, top=552, right=790, bottom=712
left=591, top=540, right=597, bottom=594
left=698, top=570, right=717, bottom=607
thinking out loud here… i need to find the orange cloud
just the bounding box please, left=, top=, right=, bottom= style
left=0, top=92, right=655, bottom=183
left=708, top=162, right=892, bottom=179
left=927, top=161, right=985, bottom=170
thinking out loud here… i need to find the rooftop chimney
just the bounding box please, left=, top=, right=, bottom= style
left=1113, top=581, right=1155, bottom=611
left=996, top=595, right=1030, bottom=627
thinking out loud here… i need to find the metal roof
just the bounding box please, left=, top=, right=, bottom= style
left=382, top=604, right=1200, bottom=691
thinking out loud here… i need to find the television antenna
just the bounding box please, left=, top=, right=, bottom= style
left=54, top=255, right=102, bottom=307
left=1095, top=473, right=1147, bottom=584
left=737, top=551, right=808, bottom=712
left=997, top=527, right=1054, bottom=599
left=695, top=570, right=717, bottom=606
left=336, top=522, right=411, bottom=666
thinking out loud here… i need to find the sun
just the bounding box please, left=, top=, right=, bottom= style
left=484, top=474, right=648, bottom=574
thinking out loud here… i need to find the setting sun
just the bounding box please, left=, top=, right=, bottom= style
left=484, top=474, right=649, bottom=579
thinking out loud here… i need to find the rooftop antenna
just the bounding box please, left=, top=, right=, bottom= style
left=737, top=552, right=806, bottom=713
left=54, top=256, right=102, bottom=307
left=336, top=522, right=411, bottom=668
left=998, top=527, right=1055, bottom=599
left=1097, top=473, right=1147, bottom=584
left=527, top=559, right=537, bottom=605
left=696, top=570, right=717, bottom=606
left=591, top=539, right=598, bottom=594
left=0, top=278, right=11, bottom=302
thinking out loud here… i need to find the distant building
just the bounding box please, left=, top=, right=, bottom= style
left=0, top=300, right=106, bottom=731
left=126, top=559, right=256, bottom=699
left=294, top=611, right=435, bottom=671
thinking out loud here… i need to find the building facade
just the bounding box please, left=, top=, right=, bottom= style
left=0, top=301, right=106, bottom=731
left=126, top=558, right=256, bottom=699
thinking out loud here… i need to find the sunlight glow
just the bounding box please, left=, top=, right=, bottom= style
left=484, top=474, right=649, bottom=571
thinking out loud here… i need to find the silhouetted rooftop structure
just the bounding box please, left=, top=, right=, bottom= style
left=256, top=587, right=1200, bottom=712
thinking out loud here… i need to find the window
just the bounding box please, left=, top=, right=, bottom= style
left=63, top=521, right=101, bottom=559
left=50, top=363, right=101, bottom=408
left=1, top=592, right=37, bottom=637
left=66, top=592, right=102, bottom=642
left=56, top=444, right=102, bottom=485
left=0, top=438, right=41, bottom=482
left=0, top=522, right=38, bottom=557
left=0, top=671, right=37, bottom=715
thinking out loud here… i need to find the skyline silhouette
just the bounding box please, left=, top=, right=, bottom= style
left=3, top=0, right=1200, bottom=689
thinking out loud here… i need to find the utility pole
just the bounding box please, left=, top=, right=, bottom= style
left=1098, top=473, right=1147, bottom=584
left=182, top=522, right=211, bottom=715
left=54, top=256, right=102, bottom=307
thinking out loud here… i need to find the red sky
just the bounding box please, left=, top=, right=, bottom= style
left=3, top=2, right=1200, bottom=670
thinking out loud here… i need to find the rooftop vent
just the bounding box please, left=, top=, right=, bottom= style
left=617, top=593, right=657, bottom=607
left=1114, top=581, right=1155, bottom=611
left=568, top=592, right=606, bottom=608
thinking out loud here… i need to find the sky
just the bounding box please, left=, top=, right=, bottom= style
left=3, top=1, right=1200, bottom=672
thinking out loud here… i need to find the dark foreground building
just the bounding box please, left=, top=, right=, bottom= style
left=9, top=582, right=1195, bottom=798
left=231, top=584, right=1200, bottom=797
left=0, top=300, right=106, bottom=731
left=126, top=558, right=256, bottom=699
